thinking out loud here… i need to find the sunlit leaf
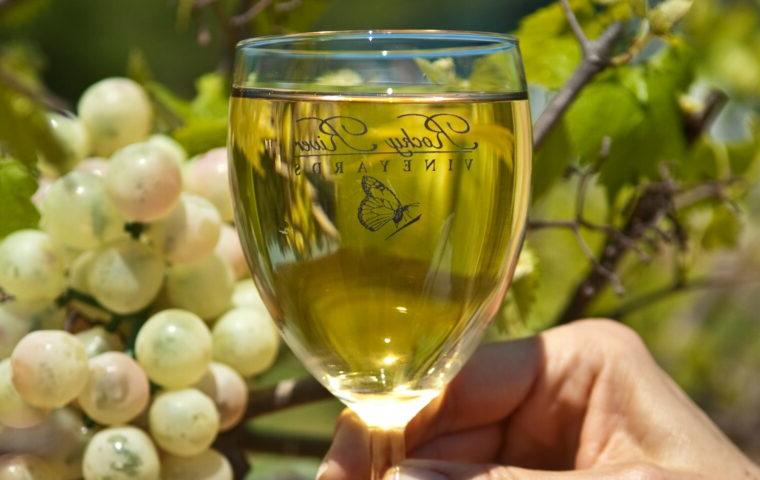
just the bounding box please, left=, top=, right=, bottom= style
left=469, top=51, right=524, bottom=92
left=0, top=157, right=39, bottom=239
left=565, top=79, right=644, bottom=161
left=192, top=72, right=229, bottom=118
left=533, top=120, right=574, bottom=201
left=0, top=84, right=66, bottom=170
left=172, top=117, right=228, bottom=156
left=496, top=248, right=539, bottom=335
left=144, top=81, right=194, bottom=122
left=648, top=0, right=693, bottom=36
left=702, top=204, right=742, bottom=250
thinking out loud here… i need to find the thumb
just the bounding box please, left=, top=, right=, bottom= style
left=384, top=459, right=678, bottom=480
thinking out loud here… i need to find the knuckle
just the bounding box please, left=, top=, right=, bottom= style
left=622, top=463, right=669, bottom=480
left=574, top=318, right=648, bottom=356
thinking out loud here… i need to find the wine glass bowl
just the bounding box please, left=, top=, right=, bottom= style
left=229, top=29, right=531, bottom=475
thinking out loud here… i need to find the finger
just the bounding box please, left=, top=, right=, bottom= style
left=407, top=336, right=540, bottom=449
left=385, top=459, right=686, bottom=480
left=409, top=424, right=503, bottom=463
left=318, top=410, right=370, bottom=480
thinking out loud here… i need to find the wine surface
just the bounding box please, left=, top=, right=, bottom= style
left=230, top=89, right=531, bottom=428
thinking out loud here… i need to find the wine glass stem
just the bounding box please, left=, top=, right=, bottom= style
left=369, top=427, right=406, bottom=480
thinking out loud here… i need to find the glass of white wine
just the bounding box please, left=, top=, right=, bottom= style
left=229, top=30, right=531, bottom=479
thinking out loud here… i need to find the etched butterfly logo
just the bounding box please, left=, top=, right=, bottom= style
left=357, top=176, right=421, bottom=240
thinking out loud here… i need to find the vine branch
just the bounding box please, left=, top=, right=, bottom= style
left=230, top=0, right=274, bottom=27
left=597, top=276, right=760, bottom=319
left=244, top=376, right=331, bottom=418
left=554, top=91, right=731, bottom=325
left=533, top=5, right=625, bottom=149
left=559, top=0, right=590, bottom=53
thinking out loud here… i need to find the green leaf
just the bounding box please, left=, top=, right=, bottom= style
left=415, top=58, right=461, bottom=87
left=597, top=45, right=694, bottom=200
left=619, top=66, right=649, bottom=103
left=0, top=83, right=66, bottom=171
left=648, top=0, right=693, bottom=36
left=678, top=138, right=720, bottom=181
left=0, top=157, right=39, bottom=239
left=496, top=248, right=539, bottom=335
left=144, top=81, right=194, bottom=122
left=533, top=120, right=574, bottom=201
left=565, top=80, right=645, bottom=161
left=191, top=73, right=229, bottom=118
left=514, top=2, right=584, bottom=89
left=172, top=117, right=228, bottom=156
left=629, top=0, right=647, bottom=16
left=143, top=72, right=229, bottom=153
left=520, top=37, right=580, bottom=91
left=469, top=51, right=524, bottom=92
left=727, top=139, right=760, bottom=178
left=701, top=205, right=742, bottom=250
left=246, top=453, right=320, bottom=480
left=0, top=46, right=66, bottom=170
left=514, top=0, right=631, bottom=89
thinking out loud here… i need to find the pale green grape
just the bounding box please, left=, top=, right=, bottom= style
left=194, top=362, right=248, bottom=431
left=166, top=253, right=232, bottom=320
left=146, top=193, right=221, bottom=264
left=0, top=408, right=92, bottom=480
left=215, top=225, right=248, bottom=280
left=0, top=230, right=66, bottom=302
left=75, top=326, right=124, bottom=357
left=107, top=142, right=183, bottom=222
left=0, top=359, right=45, bottom=429
left=135, top=309, right=211, bottom=388
left=147, top=134, right=187, bottom=166
left=82, top=426, right=159, bottom=480
left=230, top=279, right=267, bottom=311
left=0, top=303, right=31, bottom=360
left=68, top=250, right=96, bottom=294
left=77, top=77, right=153, bottom=156
left=161, top=449, right=233, bottom=480
left=76, top=157, right=109, bottom=176
left=184, top=148, right=234, bottom=222
left=212, top=307, right=279, bottom=377
left=10, top=330, right=89, bottom=409
left=148, top=389, right=219, bottom=457
left=46, top=112, right=90, bottom=168
left=78, top=352, right=149, bottom=425
left=87, top=239, right=165, bottom=314
left=0, top=455, right=56, bottom=480
left=40, top=171, right=126, bottom=250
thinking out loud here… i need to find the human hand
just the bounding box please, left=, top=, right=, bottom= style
left=318, top=320, right=760, bottom=479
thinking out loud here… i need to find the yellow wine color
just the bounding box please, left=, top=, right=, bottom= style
left=230, top=90, right=532, bottom=428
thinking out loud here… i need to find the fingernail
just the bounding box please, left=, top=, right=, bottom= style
left=383, top=465, right=448, bottom=480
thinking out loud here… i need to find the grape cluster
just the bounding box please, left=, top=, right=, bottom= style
left=0, top=78, right=280, bottom=479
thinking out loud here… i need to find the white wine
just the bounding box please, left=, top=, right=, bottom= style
left=230, top=90, right=531, bottom=428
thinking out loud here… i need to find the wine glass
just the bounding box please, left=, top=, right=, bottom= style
left=229, top=30, right=531, bottom=479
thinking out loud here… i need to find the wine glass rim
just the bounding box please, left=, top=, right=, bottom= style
left=236, top=29, right=519, bottom=59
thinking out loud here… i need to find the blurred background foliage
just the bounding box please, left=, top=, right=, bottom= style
left=1, top=0, right=759, bottom=476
